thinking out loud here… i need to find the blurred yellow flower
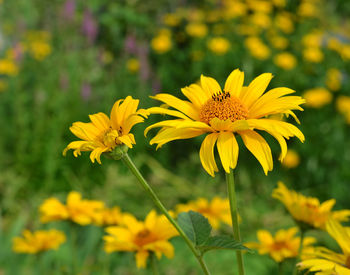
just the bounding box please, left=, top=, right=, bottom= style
left=326, top=68, right=342, bottom=91
left=186, top=23, right=208, bottom=38
left=0, top=59, right=19, bottom=76
left=162, top=13, right=181, bottom=27
left=28, top=41, right=51, bottom=61
left=298, top=1, right=319, bottom=17
left=247, top=0, right=273, bottom=13
left=282, top=149, right=300, bottom=168
left=340, top=45, right=350, bottom=60
left=126, top=58, right=140, bottom=73
left=272, top=0, right=286, bottom=8
left=13, top=229, right=66, bottom=254
left=327, top=37, right=343, bottom=52
left=95, top=206, right=124, bottom=226
left=222, top=0, right=247, bottom=18
left=176, top=197, right=232, bottom=229
left=275, top=12, right=294, bottom=34
left=269, top=35, right=289, bottom=50
left=151, top=33, right=172, bottom=54
left=250, top=13, right=271, bottom=29
left=274, top=52, right=297, bottom=70
left=245, top=36, right=271, bottom=60
left=104, top=210, right=178, bottom=269
left=302, top=32, right=323, bottom=48
left=207, top=37, right=230, bottom=55
left=146, top=69, right=305, bottom=176
left=40, top=197, right=69, bottom=223
left=336, top=96, right=350, bottom=124
left=303, top=47, right=324, bottom=63
left=303, top=88, right=332, bottom=108
left=299, top=220, right=350, bottom=275
left=246, top=227, right=316, bottom=262
left=272, top=182, right=350, bottom=229
left=63, top=96, right=148, bottom=164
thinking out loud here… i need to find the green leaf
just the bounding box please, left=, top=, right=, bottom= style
left=198, top=236, right=251, bottom=254
left=177, top=211, right=212, bottom=246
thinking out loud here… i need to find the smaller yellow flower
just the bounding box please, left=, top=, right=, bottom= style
left=245, top=36, right=270, bottom=60
left=298, top=2, right=319, bottom=17
left=94, top=206, right=124, bottom=226
left=302, top=32, right=323, bottom=48
left=126, top=58, right=140, bottom=73
left=303, top=47, right=324, bottom=63
left=274, top=52, right=297, bottom=70
left=281, top=149, right=300, bottom=168
left=176, top=197, right=233, bottom=229
left=272, top=182, right=350, bottom=230
left=247, top=0, right=273, bottom=13
left=185, top=23, right=208, bottom=38
left=299, top=220, right=350, bottom=275
left=326, top=68, right=342, bottom=91
left=250, top=12, right=271, bottom=29
left=246, top=227, right=315, bottom=262
left=275, top=12, right=294, bottom=34
left=63, top=96, right=148, bottom=164
left=162, top=13, right=181, bottom=27
left=327, top=38, right=343, bottom=52
left=303, top=88, right=332, bottom=108
left=104, top=210, right=178, bottom=269
left=13, top=229, right=66, bottom=254
left=28, top=41, right=51, bottom=61
left=207, top=37, right=230, bottom=55
left=336, top=96, right=350, bottom=124
left=151, top=33, right=172, bottom=54
left=0, top=59, right=19, bottom=76
left=340, top=45, right=350, bottom=60
left=39, top=197, right=70, bottom=223
left=269, top=35, right=289, bottom=50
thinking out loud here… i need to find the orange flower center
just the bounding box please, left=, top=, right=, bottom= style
left=199, top=91, right=248, bottom=124
left=272, top=241, right=289, bottom=251
left=134, top=229, right=157, bottom=247
left=345, top=256, right=350, bottom=268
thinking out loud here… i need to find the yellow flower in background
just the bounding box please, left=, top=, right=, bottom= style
left=151, top=33, right=172, bottom=54
left=340, top=45, right=350, bottom=60
left=247, top=0, right=273, bottom=13
left=274, top=52, right=297, bottom=70
left=162, top=13, right=181, bottom=27
left=298, top=220, right=350, bottom=275
left=39, top=197, right=69, bottom=223
left=275, top=12, right=294, bottom=34
left=222, top=0, right=247, bottom=18
left=250, top=12, right=271, bottom=29
left=303, top=47, right=324, bottom=63
left=176, top=197, right=232, bottom=229
left=95, top=206, right=124, bottom=226
left=145, top=68, right=305, bottom=176
left=28, top=41, right=51, bottom=61
left=185, top=23, right=208, bottom=38
left=272, top=182, right=350, bottom=230
left=104, top=210, right=178, bottom=269
left=327, top=37, right=343, bottom=52
left=207, top=37, right=230, bottom=55
left=282, top=149, right=300, bottom=168
left=63, top=96, right=148, bottom=164
left=303, top=88, right=332, bottom=108
left=0, top=59, right=19, bottom=76
left=246, top=227, right=316, bottom=263
left=326, top=68, right=342, bottom=91
left=336, top=96, right=350, bottom=124
left=269, top=35, right=289, bottom=50
left=13, top=229, right=66, bottom=254
left=298, top=1, right=319, bottom=17
left=126, top=58, right=140, bottom=73
left=245, top=37, right=271, bottom=60
left=302, top=32, right=323, bottom=48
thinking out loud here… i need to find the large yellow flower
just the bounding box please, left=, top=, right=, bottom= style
left=12, top=229, right=66, bottom=254
left=176, top=197, right=232, bottom=229
left=145, top=69, right=305, bottom=176
left=246, top=227, right=316, bottom=263
left=104, top=210, right=178, bottom=269
left=272, top=182, right=350, bottom=230
left=299, top=220, right=350, bottom=275
left=63, top=96, right=148, bottom=164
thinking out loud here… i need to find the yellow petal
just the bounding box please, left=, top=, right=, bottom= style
left=135, top=250, right=149, bottom=269
left=144, top=120, right=184, bottom=136
left=117, top=135, right=134, bottom=148
left=224, top=69, right=244, bottom=98
left=147, top=107, right=190, bottom=119
left=199, top=133, right=219, bottom=177
left=216, top=132, right=239, bottom=173
left=89, top=112, right=110, bottom=131
left=201, top=75, right=222, bottom=96
left=181, top=83, right=210, bottom=109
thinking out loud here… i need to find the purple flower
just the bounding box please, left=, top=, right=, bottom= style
left=124, top=34, right=137, bottom=54
left=81, top=82, right=92, bottom=101
left=62, top=0, right=76, bottom=21
left=82, top=9, right=98, bottom=44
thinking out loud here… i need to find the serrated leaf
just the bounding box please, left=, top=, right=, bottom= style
left=177, top=211, right=212, bottom=246
left=198, top=236, right=251, bottom=254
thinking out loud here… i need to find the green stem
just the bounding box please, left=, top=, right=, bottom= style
left=226, top=170, right=245, bottom=275
left=292, top=229, right=305, bottom=275
left=278, top=261, right=283, bottom=275
left=120, top=152, right=210, bottom=275
left=150, top=253, right=159, bottom=275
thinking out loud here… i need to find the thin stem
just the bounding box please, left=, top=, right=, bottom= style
left=150, top=253, right=159, bottom=275
left=292, top=230, right=305, bottom=275
left=226, top=170, right=245, bottom=275
left=121, top=153, right=210, bottom=275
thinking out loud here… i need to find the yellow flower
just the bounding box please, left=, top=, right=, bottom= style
left=303, top=47, right=324, bottom=63
left=151, top=33, right=172, bottom=54
left=0, top=59, right=19, bottom=76
left=162, top=13, right=181, bottom=27
left=245, top=37, right=271, bottom=60
left=274, top=52, right=297, bottom=70
left=247, top=0, right=273, bottom=13
left=126, top=58, right=140, bottom=73
left=298, top=1, right=319, bottom=17
left=246, top=227, right=316, bottom=262
left=326, top=68, right=342, bottom=91
left=185, top=23, right=208, bottom=38
left=269, top=35, right=289, bottom=50
left=176, top=197, right=232, bottom=229
left=94, top=206, right=124, bottom=226
left=299, top=220, right=350, bottom=275
left=327, top=38, right=343, bottom=52
left=63, top=96, right=148, bottom=164
left=104, top=210, right=178, bottom=269
left=272, top=182, right=350, bottom=229
left=275, top=12, right=294, bottom=33
left=39, top=197, right=70, bottom=223
left=222, top=0, right=247, bottom=18
left=303, top=88, right=332, bottom=108
left=281, top=149, right=300, bottom=168
left=340, top=45, right=350, bottom=60
left=336, top=96, right=350, bottom=124
left=250, top=13, right=271, bottom=29
left=145, top=69, right=305, bottom=176
left=207, top=37, right=230, bottom=55
left=28, top=41, right=51, bottom=60
left=302, top=32, right=323, bottom=48
left=13, top=229, right=66, bottom=254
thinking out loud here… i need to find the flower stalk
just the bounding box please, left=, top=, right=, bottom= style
left=112, top=148, right=210, bottom=275
left=226, top=170, right=245, bottom=275
left=292, top=229, right=305, bottom=275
